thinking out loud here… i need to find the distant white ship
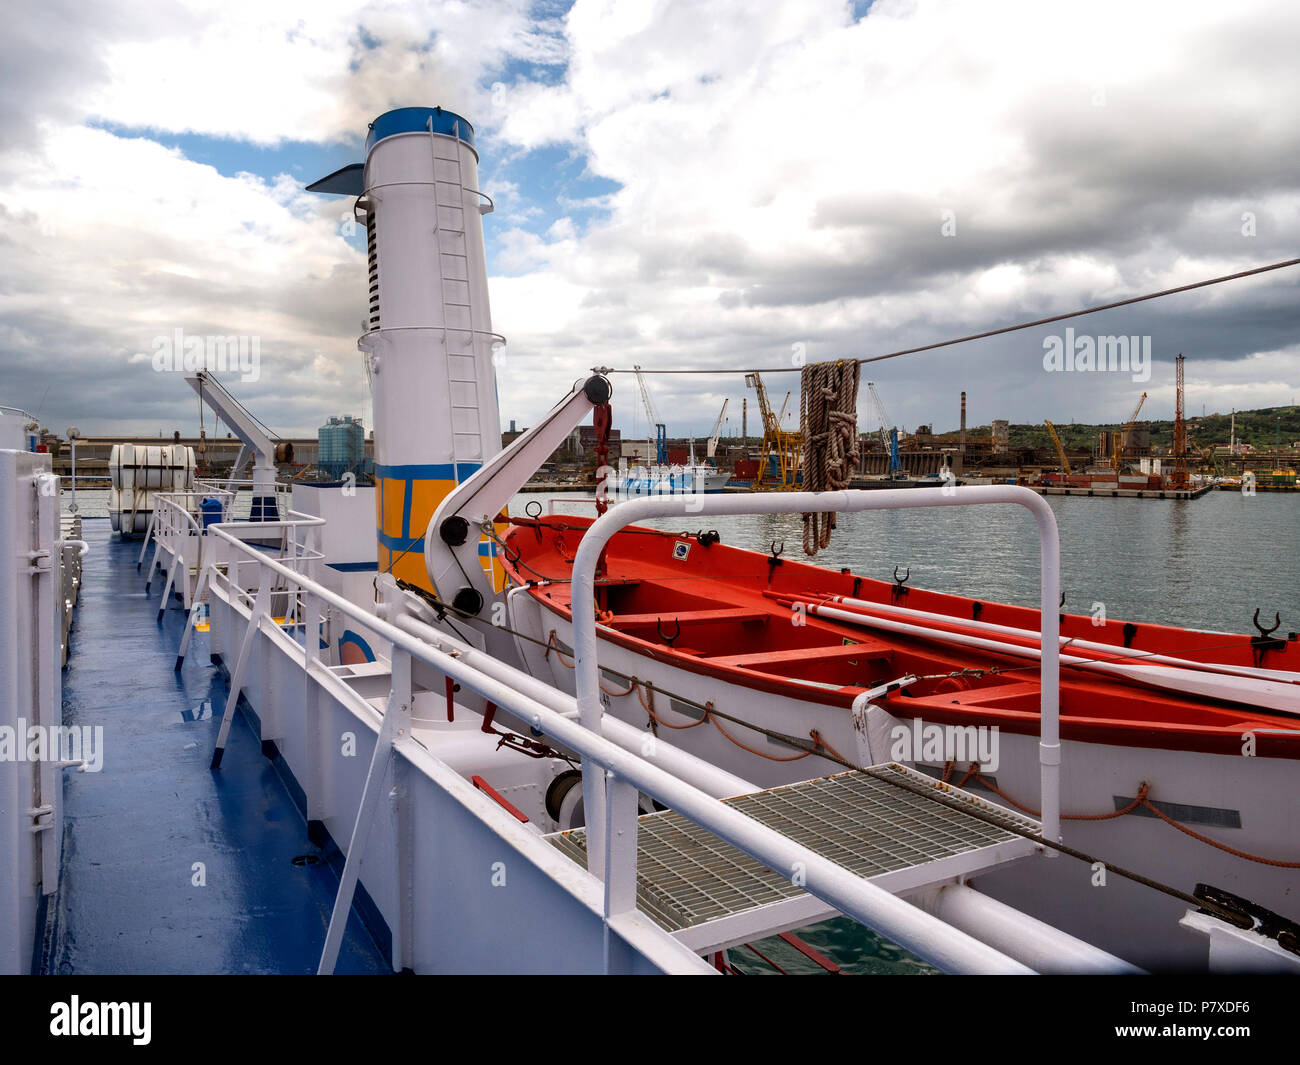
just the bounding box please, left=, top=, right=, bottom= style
left=606, top=461, right=728, bottom=495
left=606, top=440, right=729, bottom=495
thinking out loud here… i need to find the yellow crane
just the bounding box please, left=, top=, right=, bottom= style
left=744, top=372, right=802, bottom=489
left=1044, top=419, right=1072, bottom=476
left=1111, top=392, right=1147, bottom=471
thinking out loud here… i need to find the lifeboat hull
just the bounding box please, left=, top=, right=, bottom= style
left=502, top=514, right=1300, bottom=970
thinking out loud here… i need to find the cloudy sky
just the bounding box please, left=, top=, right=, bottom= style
left=2, top=0, right=1297, bottom=443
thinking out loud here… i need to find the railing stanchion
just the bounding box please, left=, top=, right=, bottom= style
left=211, top=575, right=270, bottom=769
left=602, top=771, right=640, bottom=973
left=156, top=552, right=181, bottom=620
left=1034, top=504, right=1061, bottom=850
left=318, top=648, right=410, bottom=975
left=137, top=509, right=156, bottom=570
left=304, top=590, right=322, bottom=667
left=176, top=556, right=213, bottom=671
left=144, top=535, right=161, bottom=591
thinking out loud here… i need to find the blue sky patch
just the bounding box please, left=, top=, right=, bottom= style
left=487, top=144, right=618, bottom=237
left=90, top=120, right=363, bottom=185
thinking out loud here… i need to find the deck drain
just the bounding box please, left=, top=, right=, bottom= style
left=291, top=854, right=320, bottom=867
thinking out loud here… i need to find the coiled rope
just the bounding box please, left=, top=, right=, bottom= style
left=800, top=360, right=861, bottom=556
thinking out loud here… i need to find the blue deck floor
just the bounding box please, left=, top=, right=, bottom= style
left=43, top=518, right=388, bottom=975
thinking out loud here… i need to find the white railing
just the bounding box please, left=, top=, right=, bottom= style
left=570, top=486, right=1063, bottom=875
left=139, top=483, right=236, bottom=572
left=173, top=507, right=326, bottom=669
left=144, top=482, right=320, bottom=618
left=194, top=478, right=294, bottom=522
left=195, top=509, right=1034, bottom=975
left=143, top=490, right=208, bottom=613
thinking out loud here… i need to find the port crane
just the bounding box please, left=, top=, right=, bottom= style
left=1111, top=392, right=1148, bottom=471
left=705, top=398, right=729, bottom=461
left=1044, top=420, right=1072, bottom=476
left=632, top=364, right=667, bottom=465
left=867, top=381, right=904, bottom=479
left=744, top=372, right=802, bottom=489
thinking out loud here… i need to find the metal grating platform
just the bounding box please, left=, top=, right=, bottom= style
left=548, top=764, right=1041, bottom=936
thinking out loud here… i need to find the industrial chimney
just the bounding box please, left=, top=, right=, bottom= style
left=960, top=391, right=967, bottom=453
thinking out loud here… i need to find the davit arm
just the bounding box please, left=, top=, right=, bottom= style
left=423, top=373, right=612, bottom=616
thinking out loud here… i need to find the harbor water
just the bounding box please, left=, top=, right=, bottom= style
left=540, top=489, right=1300, bottom=637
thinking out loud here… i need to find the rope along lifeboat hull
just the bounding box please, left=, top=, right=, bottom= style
left=501, top=514, right=1300, bottom=971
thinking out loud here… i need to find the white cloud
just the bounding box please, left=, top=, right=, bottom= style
left=0, top=123, right=364, bottom=434
left=486, top=0, right=1300, bottom=435
left=2, top=0, right=1298, bottom=441
left=84, top=0, right=565, bottom=146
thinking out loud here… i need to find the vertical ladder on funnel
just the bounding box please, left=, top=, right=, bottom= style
left=429, top=118, right=482, bottom=474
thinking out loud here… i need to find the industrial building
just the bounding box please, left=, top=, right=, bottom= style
left=318, top=415, right=368, bottom=480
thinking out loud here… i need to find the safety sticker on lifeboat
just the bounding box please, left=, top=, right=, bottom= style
left=672, top=540, right=691, bottom=561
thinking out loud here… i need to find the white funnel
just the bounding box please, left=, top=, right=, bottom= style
left=310, top=107, right=503, bottom=590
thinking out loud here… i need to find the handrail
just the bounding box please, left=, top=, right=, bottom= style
left=195, top=477, right=293, bottom=489
left=153, top=491, right=206, bottom=528
left=150, top=492, right=210, bottom=609
left=570, top=486, right=1062, bottom=872
left=202, top=514, right=1032, bottom=974
left=150, top=488, right=323, bottom=616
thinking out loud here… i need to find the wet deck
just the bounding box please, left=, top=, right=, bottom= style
left=42, top=518, right=387, bottom=974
